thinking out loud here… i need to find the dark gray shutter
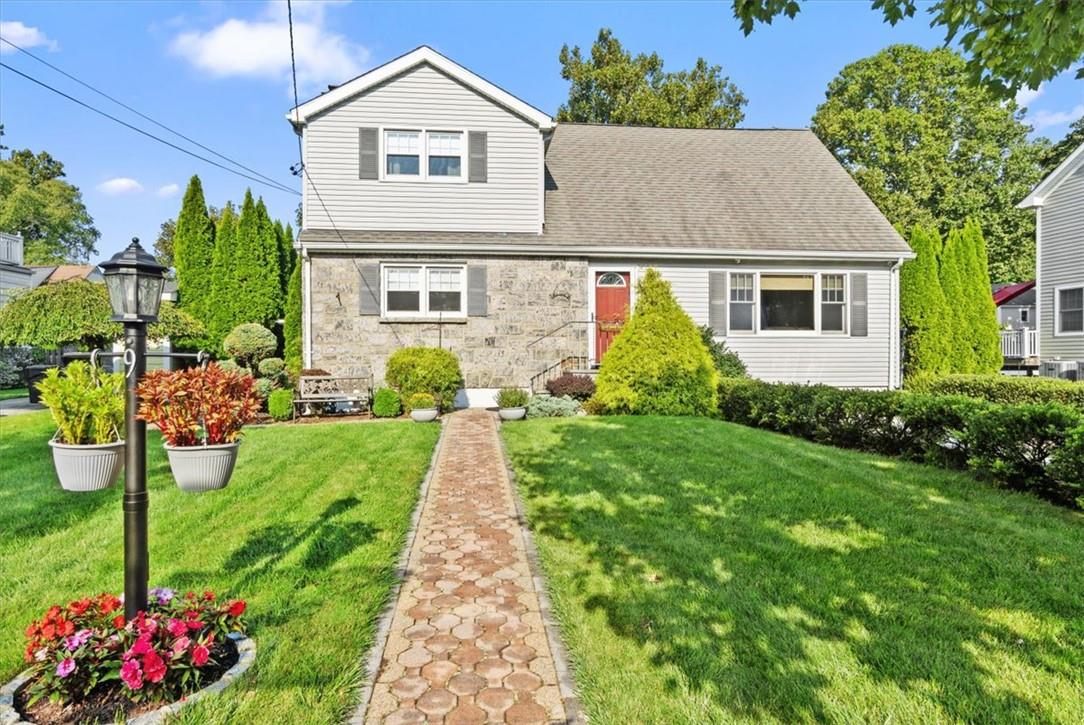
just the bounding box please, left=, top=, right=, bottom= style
left=708, top=271, right=728, bottom=335
left=468, top=131, right=487, bottom=183
left=467, top=265, right=487, bottom=316
left=358, top=128, right=379, bottom=180
left=850, top=272, right=868, bottom=337
left=359, top=264, right=380, bottom=315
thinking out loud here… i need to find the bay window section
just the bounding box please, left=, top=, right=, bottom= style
left=385, top=131, right=420, bottom=176
left=821, top=274, right=846, bottom=333
left=383, top=264, right=464, bottom=318
left=428, top=132, right=463, bottom=177
left=729, top=273, right=755, bottom=332
left=760, top=275, right=814, bottom=331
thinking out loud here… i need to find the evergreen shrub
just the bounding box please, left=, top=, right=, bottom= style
left=372, top=388, right=402, bottom=418
left=267, top=389, right=294, bottom=421
left=385, top=347, right=462, bottom=411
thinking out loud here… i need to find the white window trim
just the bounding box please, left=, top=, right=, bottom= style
left=723, top=270, right=853, bottom=337
left=381, top=263, right=467, bottom=319
left=380, top=127, right=469, bottom=184
left=1053, top=283, right=1084, bottom=337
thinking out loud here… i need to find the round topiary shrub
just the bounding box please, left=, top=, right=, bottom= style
left=268, top=388, right=294, bottom=421
left=254, top=377, right=275, bottom=401
left=258, top=357, right=285, bottom=377
left=223, top=323, right=277, bottom=368
left=385, top=347, right=462, bottom=412
left=372, top=387, right=402, bottom=417
left=591, top=268, right=718, bottom=416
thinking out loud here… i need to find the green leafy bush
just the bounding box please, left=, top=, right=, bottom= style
left=1049, top=426, right=1084, bottom=509
left=496, top=387, right=529, bottom=408
left=545, top=373, right=595, bottom=401
left=592, top=268, right=718, bottom=416
left=527, top=395, right=580, bottom=418
left=0, top=346, right=41, bottom=388
left=36, top=361, right=125, bottom=444
left=909, top=374, right=1084, bottom=410
left=385, top=347, right=462, bottom=411
left=372, top=388, right=402, bottom=418
left=897, top=393, right=988, bottom=468
left=698, top=326, right=747, bottom=378
left=223, top=323, right=277, bottom=368
left=267, top=388, right=294, bottom=421
left=408, top=392, right=437, bottom=410
left=258, top=357, right=285, bottom=377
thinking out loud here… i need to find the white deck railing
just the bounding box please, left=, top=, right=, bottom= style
left=1000, top=329, right=1038, bottom=359
left=0, top=234, right=23, bottom=266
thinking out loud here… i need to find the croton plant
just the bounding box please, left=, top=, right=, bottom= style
left=23, top=589, right=246, bottom=707
left=137, top=364, right=261, bottom=447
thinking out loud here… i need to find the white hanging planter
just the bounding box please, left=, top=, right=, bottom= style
left=498, top=407, right=527, bottom=421
left=164, top=441, right=240, bottom=493
left=49, top=438, right=125, bottom=492
left=410, top=408, right=439, bottom=422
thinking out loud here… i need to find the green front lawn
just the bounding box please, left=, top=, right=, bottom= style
left=0, top=412, right=439, bottom=724
left=503, top=416, right=1084, bottom=725
left=0, top=387, right=28, bottom=401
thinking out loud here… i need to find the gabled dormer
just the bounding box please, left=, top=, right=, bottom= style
left=288, top=46, right=554, bottom=235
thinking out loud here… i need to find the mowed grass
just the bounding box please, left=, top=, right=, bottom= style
left=502, top=416, right=1084, bottom=725
left=0, top=412, right=439, bottom=724
left=0, top=387, right=28, bottom=401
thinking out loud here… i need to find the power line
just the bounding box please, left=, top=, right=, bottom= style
left=0, top=35, right=297, bottom=195
left=0, top=61, right=300, bottom=197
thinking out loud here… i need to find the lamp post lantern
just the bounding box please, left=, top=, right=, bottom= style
left=100, top=238, right=166, bottom=620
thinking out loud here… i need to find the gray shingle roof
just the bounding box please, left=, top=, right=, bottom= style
left=301, top=124, right=910, bottom=258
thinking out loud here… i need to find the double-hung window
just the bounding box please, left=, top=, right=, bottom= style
left=821, top=274, right=847, bottom=333
left=383, top=264, right=465, bottom=317
left=427, top=132, right=463, bottom=177
left=385, top=131, right=421, bottom=177
left=384, top=130, right=463, bottom=180
left=729, top=273, right=755, bottom=332
left=1057, top=286, right=1084, bottom=335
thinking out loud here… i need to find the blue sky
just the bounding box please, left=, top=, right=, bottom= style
left=2, top=0, right=1081, bottom=265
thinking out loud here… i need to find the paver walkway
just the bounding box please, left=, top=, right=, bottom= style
left=363, top=409, right=569, bottom=725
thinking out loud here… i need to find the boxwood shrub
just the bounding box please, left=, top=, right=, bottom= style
left=717, top=378, right=1084, bottom=509
left=267, top=388, right=294, bottom=421
left=909, top=374, right=1084, bottom=410
left=385, top=347, right=462, bottom=412
left=372, top=387, right=402, bottom=418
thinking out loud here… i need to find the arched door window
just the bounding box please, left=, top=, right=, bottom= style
left=596, top=272, right=627, bottom=287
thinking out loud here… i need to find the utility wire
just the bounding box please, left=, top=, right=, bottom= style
left=0, top=35, right=296, bottom=195
left=0, top=61, right=300, bottom=196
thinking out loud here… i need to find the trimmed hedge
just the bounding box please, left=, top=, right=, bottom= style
left=717, top=379, right=1084, bottom=509
left=267, top=389, right=293, bottom=421
left=372, top=388, right=402, bottom=418
left=909, top=374, right=1084, bottom=410
left=385, top=347, right=462, bottom=412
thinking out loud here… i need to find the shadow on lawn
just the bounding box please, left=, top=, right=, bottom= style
left=512, top=417, right=1084, bottom=722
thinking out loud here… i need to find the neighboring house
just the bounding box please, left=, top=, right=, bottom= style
left=992, top=281, right=1036, bottom=330
left=27, top=264, right=104, bottom=287
left=0, top=232, right=33, bottom=308
left=1018, top=141, right=1084, bottom=379
left=287, top=47, right=913, bottom=404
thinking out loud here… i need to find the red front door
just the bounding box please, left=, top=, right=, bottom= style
left=595, top=271, right=630, bottom=363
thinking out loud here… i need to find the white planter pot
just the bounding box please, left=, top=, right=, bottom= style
left=164, top=442, right=240, bottom=493
left=410, top=408, right=439, bottom=422
left=499, top=407, right=527, bottom=421
left=49, top=439, right=125, bottom=492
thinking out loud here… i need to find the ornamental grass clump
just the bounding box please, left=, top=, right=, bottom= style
left=37, top=361, right=125, bottom=445
left=136, top=364, right=261, bottom=447
left=591, top=268, right=718, bottom=416
left=20, top=589, right=246, bottom=717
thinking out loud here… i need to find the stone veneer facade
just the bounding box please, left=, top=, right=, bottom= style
left=308, top=254, right=589, bottom=389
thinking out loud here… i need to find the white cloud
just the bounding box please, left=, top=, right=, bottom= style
left=169, top=1, right=368, bottom=95
left=1014, top=83, right=1044, bottom=108
left=0, top=20, right=58, bottom=54
left=156, top=183, right=180, bottom=198
left=97, top=177, right=144, bottom=195
left=1031, top=104, right=1084, bottom=131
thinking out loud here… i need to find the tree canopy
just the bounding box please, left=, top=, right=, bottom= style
left=557, top=28, right=747, bottom=128
left=0, top=150, right=99, bottom=264
left=1042, top=116, right=1084, bottom=177
left=811, top=45, right=1045, bottom=283
left=0, top=280, right=204, bottom=350
left=732, top=0, right=1084, bottom=97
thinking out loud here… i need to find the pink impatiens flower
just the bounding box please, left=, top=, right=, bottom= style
left=121, top=659, right=143, bottom=690
left=166, top=618, right=188, bottom=638
left=65, top=629, right=92, bottom=651
left=143, top=649, right=167, bottom=683
left=191, top=644, right=210, bottom=667
left=125, top=634, right=153, bottom=660
left=56, top=658, right=76, bottom=678
left=171, top=636, right=191, bottom=656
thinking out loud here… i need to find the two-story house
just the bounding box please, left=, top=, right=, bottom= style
left=0, top=232, right=33, bottom=308
left=1018, top=141, right=1084, bottom=380
left=287, top=47, right=913, bottom=405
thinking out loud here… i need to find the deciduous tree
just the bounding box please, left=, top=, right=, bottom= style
left=1042, top=116, right=1084, bottom=177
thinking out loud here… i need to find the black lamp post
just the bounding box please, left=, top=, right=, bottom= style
left=99, top=238, right=165, bottom=620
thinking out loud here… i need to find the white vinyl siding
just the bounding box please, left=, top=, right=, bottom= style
left=302, top=63, right=542, bottom=233
left=1038, top=169, right=1084, bottom=359
left=650, top=263, right=897, bottom=389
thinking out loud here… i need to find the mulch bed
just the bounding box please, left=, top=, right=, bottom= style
left=15, top=638, right=238, bottom=725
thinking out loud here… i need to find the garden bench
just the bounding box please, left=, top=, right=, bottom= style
left=293, top=375, right=373, bottom=419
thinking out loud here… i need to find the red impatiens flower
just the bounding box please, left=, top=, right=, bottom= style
left=227, top=600, right=246, bottom=618
left=121, top=658, right=143, bottom=690
left=143, top=649, right=167, bottom=683
left=40, top=623, right=56, bottom=640
left=202, top=591, right=216, bottom=602
left=113, top=615, right=126, bottom=629
left=99, top=594, right=121, bottom=615
left=68, top=598, right=92, bottom=616
left=58, top=619, right=75, bottom=637
left=191, top=643, right=210, bottom=667
left=45, top=606, right=62, bottom=622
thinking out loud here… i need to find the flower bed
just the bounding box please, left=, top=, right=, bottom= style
left=9, top=590, right=246, bottom=723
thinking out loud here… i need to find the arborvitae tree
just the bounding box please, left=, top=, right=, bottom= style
left=900, top=225, right=951, bottom=379
left=209, top=202, right=238, bottom=348
left=229, top=192, right=277, bottom=329
left=172, top=176, right=216, bottom=345
left=963, top=220, right=1003, bottom=373
left=283, top=256, right=302, bottom=376
left=938, top=228, right=976, bottom=373
left=273, top=219, right=290, bottom=296
left=255, top=197, right=283, bottom=322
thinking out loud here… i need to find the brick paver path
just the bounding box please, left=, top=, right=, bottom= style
left=364, top=409, right=568, bottom=724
